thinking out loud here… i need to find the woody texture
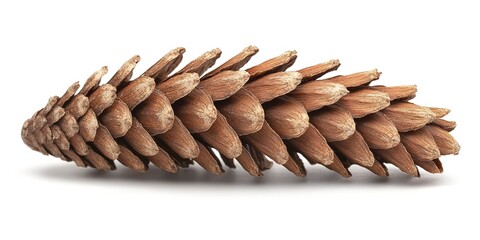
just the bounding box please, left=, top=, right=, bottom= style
left=21, top=46, right=460, bottom=177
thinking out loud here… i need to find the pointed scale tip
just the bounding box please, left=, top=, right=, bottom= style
left=59, top=112, right=79, bottom=138
left=415, top=159, right=443, bottom=174
left=336, top=89, right=390, bottom=118
left=289, top=81, right=348, bottom=112
left=382, top=102, right=436, bottom=132
left=175, top=48, right=222, bottom=77
left=46, top=106, right=65, bottom=125
left=84, top=150, right=115, bottom=171
left=298, top=59, right=341, bottom=82
left=157, top=72, right=200, bottom=103
left=250, top=147, right=274, bottom=171
left=371, top=85, right=417, bottom=101
left=365, top=160, right=389, bottom=177
left=107, top=55, right=141, bottom=87
left=283, top=152, right=307, bottom=177
left=64, top=94, right=89, bottom=119
left=235, top=147, right=263, bottom=177
left=374, top=143, right=419, bottom=177
left=142, top=47, right=185, bottom=82
left=309, top=105, right=355, bottom=142
left=56, top=81, right=80, bottom=107
left=216, top=88, right=265, bottom=136
left=92, top=124, right=121, bottom=160
left=117, top=145, right=148, bottom=173
left=330, top=131, right=375, bottom=167
left=173, top=88, right=217, bottom=133
left=432, top=119, right=456, bottom=132
left=78, top=109, right=98, bottom=142
left=425, top=125, right=460, bottom=155
left=156, top=117, right=200, bottom=159
left=244, top=71, right=302, bottom=103
left=202, top=45, right=259, bottom=79
left=134, top=89, right=174, bottom=136
left=122, top=117, right=159, bottom=157
left=79, top=66, right=108, bottom=96
left=324, top=154, right=352, bottom=178
left=100, top=99, right=132, bottom=138
left=356, top=112, right=400, bottom=149
left=242, top=121, right=289, bottom=164
left=88, top=84, right=117, bottom=115
left=146, top=146, right=179, bottom=173
left=246, top=50, right=297, bottom=80
left=194, top=140, right=224, bottom=175
left=263, top=97, right=309, bottom=139
left=401, top=128, right=441, bottom=161
left=197, top=112, right=243, bottom=159
left=428, top=107, right=451, bottom=119
left=117, top=76, right=156, bottom=110
left=288, top=124, right=334, bottom=165
left=323, top=69, right=381, bottom=88
left=199, top=70, right=250, bottom=101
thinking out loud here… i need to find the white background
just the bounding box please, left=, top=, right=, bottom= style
left=1, top=0, right=478, bottom=239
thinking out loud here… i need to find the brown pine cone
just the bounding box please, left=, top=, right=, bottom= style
left=21, top=46, right=460, bottom=177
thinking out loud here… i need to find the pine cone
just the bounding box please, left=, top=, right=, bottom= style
left=21, top=46, right=460, bottom=177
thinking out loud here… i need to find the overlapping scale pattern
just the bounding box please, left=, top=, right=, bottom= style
left=21, top=46, right=459, bottom=177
